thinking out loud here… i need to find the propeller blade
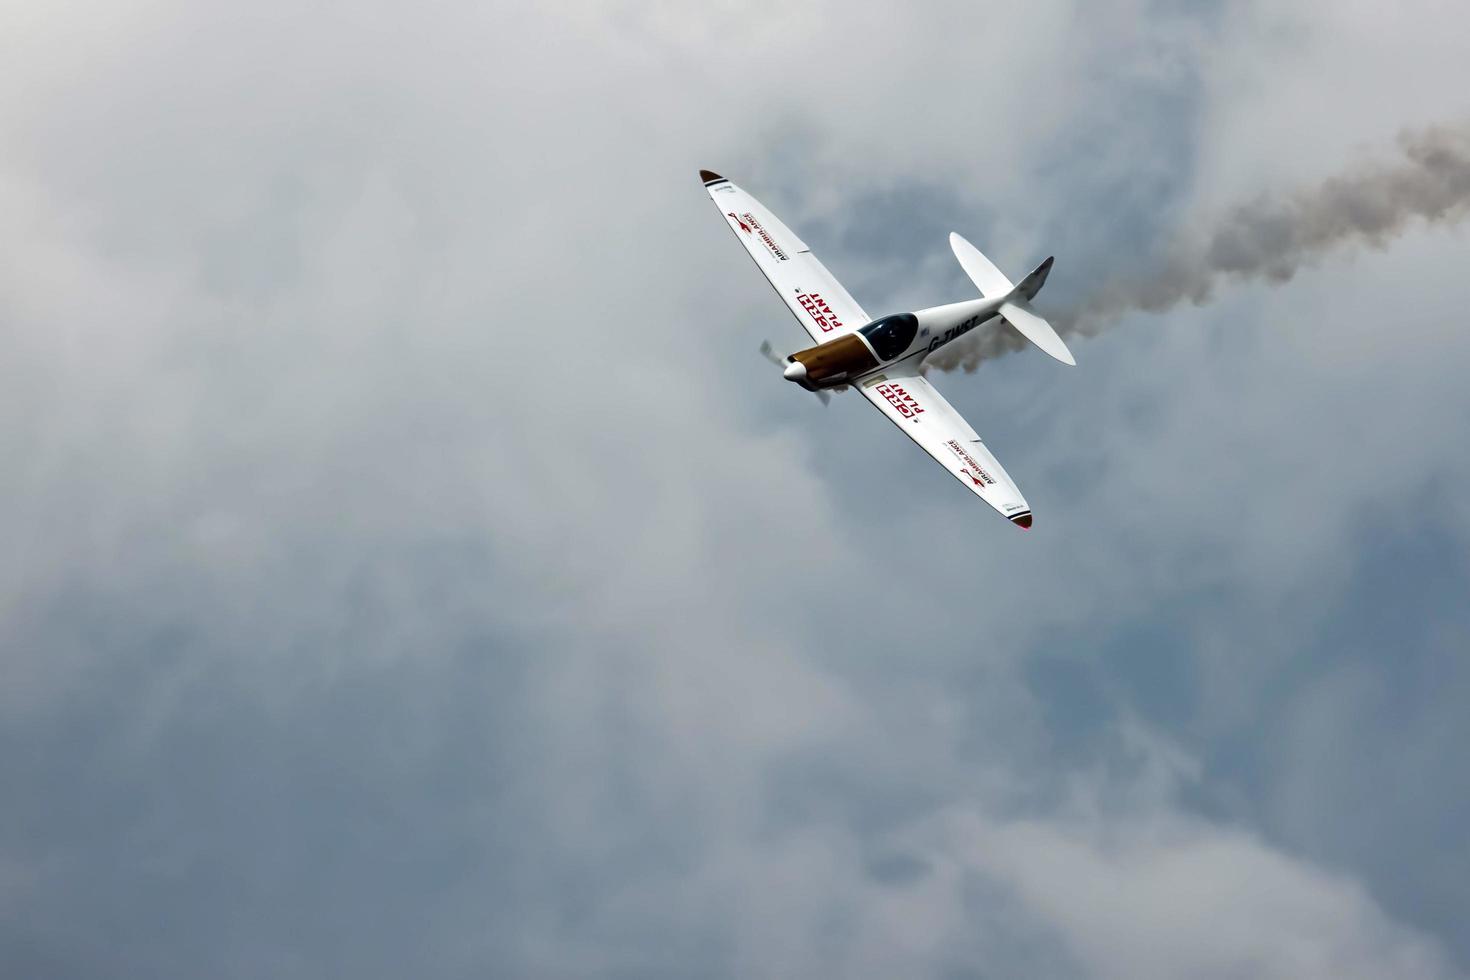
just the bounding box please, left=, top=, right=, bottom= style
left=761, top=339, right=828, bottom=405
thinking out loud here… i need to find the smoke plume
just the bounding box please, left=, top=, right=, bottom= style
left=926, top=121, right=1470, bottom=372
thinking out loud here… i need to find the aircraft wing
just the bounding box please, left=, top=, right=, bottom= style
left=857, top=365, right=1034, bottom=528
left=701, top=170, right=868, bottom=344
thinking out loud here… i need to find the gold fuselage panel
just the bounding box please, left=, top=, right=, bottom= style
left=788, top=334, right=880, bottom=390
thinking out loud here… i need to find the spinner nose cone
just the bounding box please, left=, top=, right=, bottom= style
left=783, top=360, right=808, bottom=382
left=1010, top=512, right=1033, bottom=530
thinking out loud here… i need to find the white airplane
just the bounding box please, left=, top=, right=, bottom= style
left=700, top=169, right=1075, bottom=529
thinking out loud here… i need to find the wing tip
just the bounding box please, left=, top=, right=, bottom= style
left=699, top=169, right=726, bottom=185
left=1009, top=512, right=1033, bottom=530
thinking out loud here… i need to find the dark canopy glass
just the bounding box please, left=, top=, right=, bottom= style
left=859, top=314, right=919, bottom=362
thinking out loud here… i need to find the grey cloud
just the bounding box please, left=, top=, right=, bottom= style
left=4, top=0, right=1470, bottom=978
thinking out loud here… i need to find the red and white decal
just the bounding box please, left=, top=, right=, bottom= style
left=876, top=383, right=924, bottom=422
left=797, top=292, right=843, bottom=332
left=729, top=211, right=789, bottom=261
left=946, top=439, right=995, bottom=486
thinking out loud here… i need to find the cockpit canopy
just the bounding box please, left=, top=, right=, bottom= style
left=859, top=313, right=919, bottom=362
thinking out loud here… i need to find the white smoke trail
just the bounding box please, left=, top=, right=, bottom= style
left=926, top=120, right=1470, bottom=372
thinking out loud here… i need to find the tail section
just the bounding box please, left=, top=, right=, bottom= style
left=949, top=233, right=1075, bottom=367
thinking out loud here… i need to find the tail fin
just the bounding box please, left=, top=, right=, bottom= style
left=949, top=234, right=1075, bottom=367
left=1014, top=255, right=1053, bottom=301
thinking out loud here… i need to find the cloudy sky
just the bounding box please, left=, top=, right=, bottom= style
left=3, top=1, right=1470, bottom=977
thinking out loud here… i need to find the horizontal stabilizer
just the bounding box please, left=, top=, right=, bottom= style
left=998, top=298, right=1075, bottom=366
left=949, top=232, right=1013, bottom=297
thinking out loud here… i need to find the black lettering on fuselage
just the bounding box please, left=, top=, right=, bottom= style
left=927, top=312, right=991, bottom=354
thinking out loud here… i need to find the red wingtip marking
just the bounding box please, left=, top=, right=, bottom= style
left=1011, top=513, right=1033, bottom=529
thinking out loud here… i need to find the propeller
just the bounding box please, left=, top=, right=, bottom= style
left=760, top=341, right=829, bottom=405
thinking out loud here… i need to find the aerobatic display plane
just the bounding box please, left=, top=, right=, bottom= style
left=699, top=170, right=1075, bottom=529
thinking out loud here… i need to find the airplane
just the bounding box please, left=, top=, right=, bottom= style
left=699, top=169, right=1075, bottom=529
